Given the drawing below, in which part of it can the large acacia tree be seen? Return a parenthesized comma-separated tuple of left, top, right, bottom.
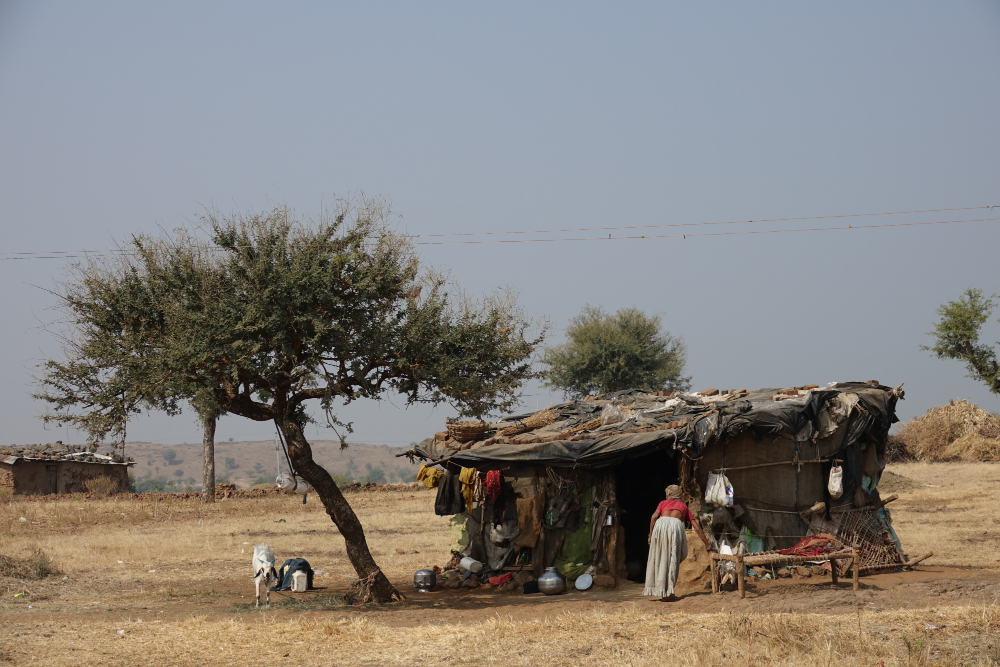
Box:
(37, 199, 542, 602)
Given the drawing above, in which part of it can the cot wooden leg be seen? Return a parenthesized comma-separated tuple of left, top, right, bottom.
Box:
(710, 557, 719, 594)
(852, 546, 860, 591)
(736, 554, 745, 599)
(830, 557, 839, 585)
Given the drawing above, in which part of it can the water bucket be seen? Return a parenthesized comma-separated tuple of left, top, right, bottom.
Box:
(291, 570, 308, 592)
(458, 557, 483, 573)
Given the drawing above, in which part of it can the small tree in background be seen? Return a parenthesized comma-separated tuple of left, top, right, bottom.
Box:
(925, 287, 1000, 394)
(543, 305, 691, 398)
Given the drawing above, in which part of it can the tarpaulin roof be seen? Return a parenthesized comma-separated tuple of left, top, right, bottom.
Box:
(415, 381, 903, 471)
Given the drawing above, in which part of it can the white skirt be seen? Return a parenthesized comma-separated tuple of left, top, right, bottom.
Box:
(643, 516, 688, 597)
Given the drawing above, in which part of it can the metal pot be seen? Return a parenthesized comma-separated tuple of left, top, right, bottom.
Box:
(537, 567, 566, 595)
(413, 568, 436, 592)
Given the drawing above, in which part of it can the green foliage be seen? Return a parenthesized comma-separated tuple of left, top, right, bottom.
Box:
(363, 463, 386, 484)
(542, 305, 691, 398)
(37, 198, 543, 442)
(331, 473, 353, 486)
(248, 476, 273, 487)
(924, 288, 1000, 395)
(162, 449, 178, 464)
(224, 457, 239, 470)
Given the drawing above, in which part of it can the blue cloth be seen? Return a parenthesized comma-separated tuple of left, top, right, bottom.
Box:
(271, 558, 314, 591)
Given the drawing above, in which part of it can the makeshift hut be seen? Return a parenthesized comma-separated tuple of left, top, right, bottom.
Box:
(411, 381, 908, 588)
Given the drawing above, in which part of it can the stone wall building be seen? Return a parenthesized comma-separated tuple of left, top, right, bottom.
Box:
(0, 444, 131, 495)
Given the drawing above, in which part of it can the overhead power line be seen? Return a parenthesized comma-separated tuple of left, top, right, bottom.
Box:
(0, 205, 996, 259)
(412, 215, 1000, 245)
(409, 204, 997, 239)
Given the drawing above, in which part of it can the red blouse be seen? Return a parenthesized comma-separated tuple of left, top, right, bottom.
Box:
(656, 499, 694, 525)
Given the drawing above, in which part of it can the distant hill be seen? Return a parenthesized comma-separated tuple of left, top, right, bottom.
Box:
(124, 439, 420, 491)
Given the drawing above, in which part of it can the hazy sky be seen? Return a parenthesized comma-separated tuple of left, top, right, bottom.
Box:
(1, 2, 998, 447)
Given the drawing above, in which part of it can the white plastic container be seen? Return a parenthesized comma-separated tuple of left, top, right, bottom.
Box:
(458, 557, 483, 573)
(291, 570, 308, 592)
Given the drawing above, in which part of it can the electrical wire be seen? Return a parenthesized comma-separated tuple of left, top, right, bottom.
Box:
(409, 204, 996, 239)
(0, 206, 996, 259)
(412, 215, 1000, 245)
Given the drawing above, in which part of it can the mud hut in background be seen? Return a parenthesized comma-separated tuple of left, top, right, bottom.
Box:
(0, 444, 132, 495)
(411, 381, 907, 587)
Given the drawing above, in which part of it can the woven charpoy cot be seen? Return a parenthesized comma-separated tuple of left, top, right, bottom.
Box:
(710, 545, 860, 599)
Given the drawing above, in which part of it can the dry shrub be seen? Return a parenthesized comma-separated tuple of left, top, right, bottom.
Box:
(897, 399, 1000, 461)
(885, 433, 915, 463)
(0, 549, 57, 579)
(84, 476, 120, 497)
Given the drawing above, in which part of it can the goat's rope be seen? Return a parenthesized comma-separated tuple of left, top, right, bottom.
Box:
(342, 568, 405, 605)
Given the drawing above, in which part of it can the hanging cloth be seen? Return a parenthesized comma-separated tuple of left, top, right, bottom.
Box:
(485, 469, 503, 503)
(417, 463, 443, 489)
(434, 470, 465, 516)
(459, 467, 477, 512)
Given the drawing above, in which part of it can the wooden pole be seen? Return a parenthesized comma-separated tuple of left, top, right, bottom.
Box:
(710, 555, 719, 593)
(851, 546, 860, 591)
(903, 552, 933, 569)
(830, 557, 839, 585)
(736, 554, 746, 599)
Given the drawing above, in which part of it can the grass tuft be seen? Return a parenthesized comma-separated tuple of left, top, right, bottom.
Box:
(0, 549, 57, 579)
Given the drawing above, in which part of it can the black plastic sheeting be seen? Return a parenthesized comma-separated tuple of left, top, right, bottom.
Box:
(441, 430, 673, 471)
(418, 383, 901, 492)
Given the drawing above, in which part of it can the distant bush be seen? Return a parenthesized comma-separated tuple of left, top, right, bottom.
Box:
(132, 476, 170, 492)
(224, 457, 239, 471)
(332, 474, 353, 486)
(249, 475, 273, 487)
(0, 549, 57, 579)
(84, 476, 120, 497)
(162, 449, 180, 464)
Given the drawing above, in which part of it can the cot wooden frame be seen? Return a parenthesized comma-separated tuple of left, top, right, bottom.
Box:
(709, 546, 860, 599)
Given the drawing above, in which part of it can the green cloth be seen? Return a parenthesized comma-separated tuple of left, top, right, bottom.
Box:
(554, 486, 593, 579)
(450, 513, 470, 553)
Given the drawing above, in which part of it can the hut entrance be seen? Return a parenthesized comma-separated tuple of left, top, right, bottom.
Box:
(615, 448, 678, 581)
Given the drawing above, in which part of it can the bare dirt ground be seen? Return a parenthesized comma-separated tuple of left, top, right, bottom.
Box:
(2, 462, 999, 665)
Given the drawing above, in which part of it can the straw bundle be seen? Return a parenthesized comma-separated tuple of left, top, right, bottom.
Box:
(498, 408, 556, 437)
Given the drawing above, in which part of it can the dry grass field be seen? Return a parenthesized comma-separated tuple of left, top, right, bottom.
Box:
(2, 462, 999, 666)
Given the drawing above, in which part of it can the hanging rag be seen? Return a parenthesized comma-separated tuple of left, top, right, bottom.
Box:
(485, 469, 502, 503)
(491, 479, 509, 527)
(434, 470, 466, 516)
(512, 490, 544, 549)
(417, 463, 443, 489)
(459, 467, 477, 512)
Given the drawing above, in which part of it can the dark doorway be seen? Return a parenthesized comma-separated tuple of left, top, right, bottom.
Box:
(45, 465, 58, 494)
(614, 448, 678, 581)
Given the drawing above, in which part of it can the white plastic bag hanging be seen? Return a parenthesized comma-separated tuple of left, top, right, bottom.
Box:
(827, 464, 844, 499)
(705, 471, 734, 507)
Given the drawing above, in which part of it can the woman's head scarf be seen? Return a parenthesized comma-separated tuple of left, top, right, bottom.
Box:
(664, 484, 682, 500)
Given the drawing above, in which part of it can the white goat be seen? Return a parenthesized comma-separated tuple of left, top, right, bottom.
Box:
(252, 542, 278, 607)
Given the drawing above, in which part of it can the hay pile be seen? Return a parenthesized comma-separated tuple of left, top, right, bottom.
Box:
(897, 399, 1000, 461)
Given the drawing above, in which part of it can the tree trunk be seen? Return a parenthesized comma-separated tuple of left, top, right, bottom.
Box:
(202, 415, 217, 503)
(277, 418, 402, 603)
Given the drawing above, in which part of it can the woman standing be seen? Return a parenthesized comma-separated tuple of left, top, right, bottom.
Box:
(644, 484, 713, 601)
